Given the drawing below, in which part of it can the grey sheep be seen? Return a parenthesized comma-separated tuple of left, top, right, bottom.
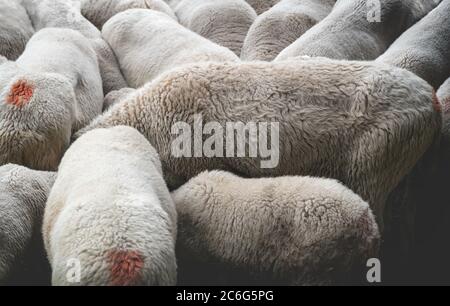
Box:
(438, 78, 450, 114)
(0, 164, 55, 285)
(245, 0, 280, 14)
(276, 0, 441, 61)
(175, 0, 257, 56)
(241, 0, 336, 61)
(0, 0, 34, 60)
(376, 0, 450, 89)
(103, 87, 136, 111)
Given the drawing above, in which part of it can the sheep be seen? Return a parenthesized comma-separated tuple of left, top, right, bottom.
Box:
(438, 78, 450, 114)
(0, 164, 56, 285)
(241, 0, 336, 61)
(174, 170, 380, 285)
(23, 0, 128, 94)
(245, 0, 281, 14)
(175, 0, 257, 56)
(79, 0, 177, 30)
(0, 28, 103, 170)
(0, 0, 35, 61)
(376, 0, 450, 90)
(102, 9, 238, 88)
(44, 126, 177, 286)
(275, 0, 441, 61)
(164, 0, 183, 9)
(103, 87, 136, 111)
(76, 58, 441, 229)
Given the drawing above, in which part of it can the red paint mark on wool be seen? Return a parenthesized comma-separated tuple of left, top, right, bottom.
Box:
(432, 90, 442, 113)
(108, 250, 144, 286)
(6, 80, 34, 108)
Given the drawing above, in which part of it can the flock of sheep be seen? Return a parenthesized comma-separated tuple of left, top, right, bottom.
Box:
(0, 0, 449, 286)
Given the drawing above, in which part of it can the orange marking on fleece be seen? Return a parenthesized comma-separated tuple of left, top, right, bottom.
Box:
(432, 90, 442, 113)
(108, 250, 144, 286)
(6, 80, 34, 108)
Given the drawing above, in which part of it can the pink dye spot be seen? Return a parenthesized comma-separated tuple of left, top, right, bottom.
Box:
(6, 80, 34, 108)
(432, 90, 442, 113)
(107, 250, 144, 286)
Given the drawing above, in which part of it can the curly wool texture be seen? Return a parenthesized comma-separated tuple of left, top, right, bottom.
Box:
(44, 126, 177, 286)
(376, 0, 450, 90)
(0, 164, 55, 285)
(77, 59, 441, 227)
(173, 171, 380, 285)
(23, 0, 128, 94)
(275, 0, 441, 61)
(79, 0, 177, 29)
(0, 28, 102, 170)
(102, 9, 238, 88)
(0, 0, 34, 61)
(241, 0, 335, 61)
(245, 0, 280, 14)
(175, 0, 257, 56)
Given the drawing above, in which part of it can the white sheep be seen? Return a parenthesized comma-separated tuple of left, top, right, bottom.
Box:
(0, 0, 34, 60)
(44, 126, 177, 286)
(23, 0, 128, 94)
(275, 0, 441, 61)
(241, 0, 335, 61)
(376, 0, 450, 90)
(76, 58, 441, 228)
(0, 164, 55, 285)
(79, 0, 177, 29)
(102, 9, 238, 88)
(0, 28, 103, 170)
(173, 170, 380, 285)
(245, 0, 280, 14)
(175, 0, 257, 56)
